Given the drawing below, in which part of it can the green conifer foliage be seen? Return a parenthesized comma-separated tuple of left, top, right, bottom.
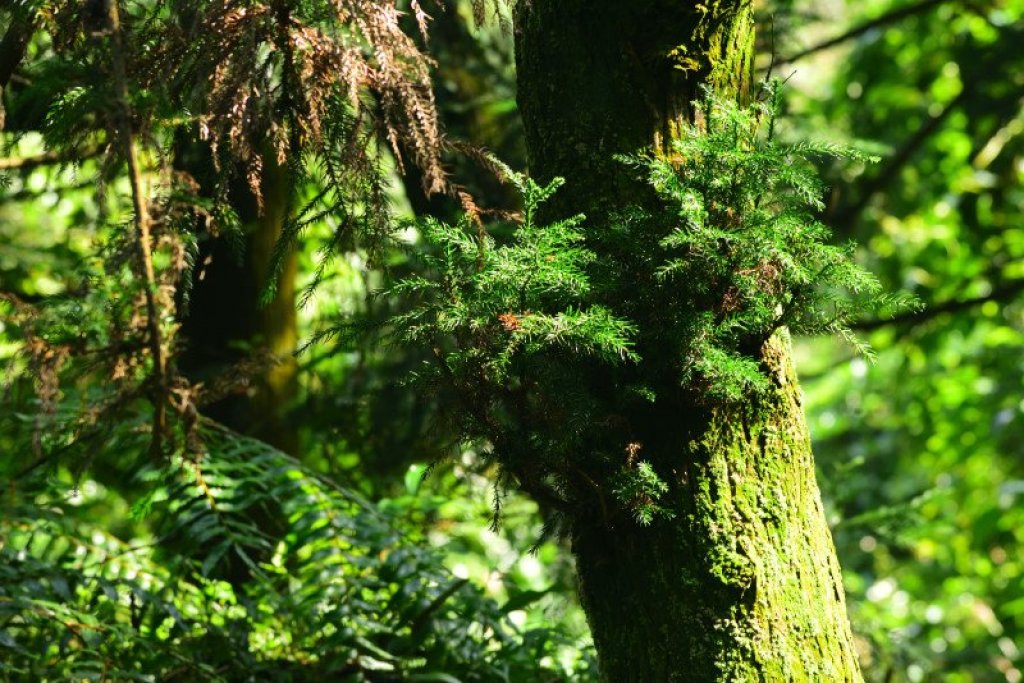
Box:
(613, 84, 916, 403)
(387, 85, 915, 527)
(384, 163, 637, 520)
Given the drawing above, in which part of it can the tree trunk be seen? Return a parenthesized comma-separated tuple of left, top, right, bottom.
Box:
(514, 2, 863, 680)
(177, 145, 299, 454)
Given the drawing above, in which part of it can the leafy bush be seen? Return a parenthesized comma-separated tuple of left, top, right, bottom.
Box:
(612, 83, 915, 401)
(377, 84, 916, 527)
(0, 416, 594, 681)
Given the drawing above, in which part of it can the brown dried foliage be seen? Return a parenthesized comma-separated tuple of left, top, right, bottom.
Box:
(12, 0, 455, 461)
(165, 0, 447, 204)
(40, 0, 447, 205)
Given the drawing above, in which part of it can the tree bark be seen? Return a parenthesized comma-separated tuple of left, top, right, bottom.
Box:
(514, 1, 862, 680)
(177, 145, 299, 455)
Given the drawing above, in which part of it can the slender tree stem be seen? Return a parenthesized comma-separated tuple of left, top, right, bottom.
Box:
(105, 0, 167, 459)
(0, 5, 36, 130)
(0, 9, 34, 90)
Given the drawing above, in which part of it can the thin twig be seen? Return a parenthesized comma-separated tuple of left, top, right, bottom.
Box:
(105, 0, 168, 460)
(0, 178, 96, 203)
(404, 578, 469, 634)
(772, 0, 949, 68)
(831, 87, 969, 234)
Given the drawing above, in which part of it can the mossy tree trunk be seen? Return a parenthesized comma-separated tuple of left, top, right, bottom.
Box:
(177, 146, 299, 455)
(174, 144, 296, 586)
(514, 2, 863, 680)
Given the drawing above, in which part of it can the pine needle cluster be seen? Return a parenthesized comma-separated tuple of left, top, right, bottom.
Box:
(610, 83, 916, 403)
(386, 83, 917, 526)
(4, 0, 456, 461)
(391, 166, 637, 380)
(36, 0, 443, 199)
(384, 165, 636, 518)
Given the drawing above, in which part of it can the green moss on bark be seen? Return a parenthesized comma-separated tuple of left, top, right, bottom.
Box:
(570, 334, 861, 681)
(514, 1, 863, 680)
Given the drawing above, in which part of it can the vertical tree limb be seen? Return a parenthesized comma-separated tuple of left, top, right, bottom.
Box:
(105, 0, 168, 459)
(0, 6, 37, 129)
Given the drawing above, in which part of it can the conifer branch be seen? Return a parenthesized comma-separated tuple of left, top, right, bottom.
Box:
(105, 0, 168, 460)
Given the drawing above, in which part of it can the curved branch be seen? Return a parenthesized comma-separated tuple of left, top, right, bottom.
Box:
(831, 87, 969, 234)
(772, 0, 949, 68)
(853, 279, 1024, 331)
